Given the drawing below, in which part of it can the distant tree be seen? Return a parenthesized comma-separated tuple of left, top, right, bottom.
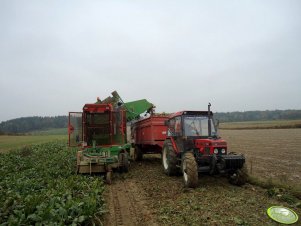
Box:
(1, 110, 301, 134)
(0, 116, 68, 134)
(214, 110, 301, 122)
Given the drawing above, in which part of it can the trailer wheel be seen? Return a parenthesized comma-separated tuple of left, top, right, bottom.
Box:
(119, 153, 129, 173)
(162, 140, 178, 176)
(134, 145, 143, 161)
(229, 164, 248, 186)
(182, 152, 198, 188)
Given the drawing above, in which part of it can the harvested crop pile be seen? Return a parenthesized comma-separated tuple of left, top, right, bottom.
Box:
(0, 142, 105, 225)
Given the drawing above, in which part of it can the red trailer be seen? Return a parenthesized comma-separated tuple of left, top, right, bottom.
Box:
(131, 114, 169, 160)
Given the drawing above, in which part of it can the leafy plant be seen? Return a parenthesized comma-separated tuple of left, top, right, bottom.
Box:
(0, 142, 105, 225)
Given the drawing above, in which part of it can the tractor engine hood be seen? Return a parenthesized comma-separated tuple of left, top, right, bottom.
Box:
(194, 138, 228, 155)
(194, 139, 227, 148)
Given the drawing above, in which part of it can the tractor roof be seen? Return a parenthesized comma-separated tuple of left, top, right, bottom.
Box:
(169, 111, 213, 118)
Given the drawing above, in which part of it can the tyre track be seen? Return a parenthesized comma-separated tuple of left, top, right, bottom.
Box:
(105, 178, 158, 226)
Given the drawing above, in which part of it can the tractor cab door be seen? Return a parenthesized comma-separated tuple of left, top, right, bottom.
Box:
(68, 112, 83, 147)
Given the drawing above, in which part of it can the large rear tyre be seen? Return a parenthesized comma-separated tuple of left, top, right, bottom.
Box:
(119, 152, 129, 173)
(162, 140, 178, 176)
(229, 164, 248, 186)
(133, 145, 143, 161)
(182, 152, 198, 188)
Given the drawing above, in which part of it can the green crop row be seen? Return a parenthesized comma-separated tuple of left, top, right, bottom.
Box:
(0, 142, 105, 225)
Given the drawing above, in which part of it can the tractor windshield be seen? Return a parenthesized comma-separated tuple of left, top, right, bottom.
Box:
(184, 116, 217, 137)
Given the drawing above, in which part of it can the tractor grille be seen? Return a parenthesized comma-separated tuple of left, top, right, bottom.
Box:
(222, 155, 245, 170)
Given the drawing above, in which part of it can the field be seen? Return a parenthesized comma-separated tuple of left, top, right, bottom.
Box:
(29, 128, 67, 135)
(104, 127, 301, 225)
(104, 154, 301, 225)
(220, 129, 301, 188)
(0, 142, 105, 225)
(220, 119, 301, 130)
(0, 135, 67, 153)
(1, 124, 301, 225)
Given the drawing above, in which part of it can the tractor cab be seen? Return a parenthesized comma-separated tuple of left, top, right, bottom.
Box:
(166, 107, 228, 157)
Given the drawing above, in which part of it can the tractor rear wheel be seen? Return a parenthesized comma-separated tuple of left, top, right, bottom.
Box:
(162, 140, 178, 176)
(229, 164, 248, 186)
(182, 152, 198, 188)
(133, 145, 143, 161)
(119, 153, 129, 173)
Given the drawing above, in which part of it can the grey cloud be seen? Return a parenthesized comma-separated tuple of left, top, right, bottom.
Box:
(0, 0, 301, 121)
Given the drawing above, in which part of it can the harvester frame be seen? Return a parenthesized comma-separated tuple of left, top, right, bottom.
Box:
(68, 91, 154, 183)
(69, 103, 130, 183)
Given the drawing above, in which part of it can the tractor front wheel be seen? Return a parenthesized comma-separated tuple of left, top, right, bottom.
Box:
(162, 140, 178, 176)
(182, 152, 198, 188)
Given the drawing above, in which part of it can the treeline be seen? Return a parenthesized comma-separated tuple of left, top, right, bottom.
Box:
(0, 116, 68, 134)
(1, 110, 301, 134)
(215, 110, 301, 122)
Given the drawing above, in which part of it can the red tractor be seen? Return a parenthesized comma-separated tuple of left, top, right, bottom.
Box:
(162, 104, 247, 188)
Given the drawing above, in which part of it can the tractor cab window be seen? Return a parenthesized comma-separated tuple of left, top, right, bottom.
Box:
(184, 116, 216, 137)
(167, 116, 182, 136)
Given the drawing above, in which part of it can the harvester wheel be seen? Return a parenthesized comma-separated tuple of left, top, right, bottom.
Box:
(119, 152, 129, 173)
(182, 152, 198, 188)
(134, 145, 143, 161)
(162, 140, 178, 176)
(229, 164, 248, 186)
(106, 171, 112, 184)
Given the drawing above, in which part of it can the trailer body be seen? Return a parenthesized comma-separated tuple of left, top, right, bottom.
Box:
(132, 115, 169, 159)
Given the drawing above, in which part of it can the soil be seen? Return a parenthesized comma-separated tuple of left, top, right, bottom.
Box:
(104, 173, 158, 226)
(104, 154, 301, 226)
(221, 129, 301, 186)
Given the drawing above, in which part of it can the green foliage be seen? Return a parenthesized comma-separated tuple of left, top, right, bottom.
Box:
(0, 116, 68, 134)
(0, 142, 105, 225)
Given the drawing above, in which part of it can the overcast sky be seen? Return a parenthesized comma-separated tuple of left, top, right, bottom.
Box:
(0, 0, 301, 122)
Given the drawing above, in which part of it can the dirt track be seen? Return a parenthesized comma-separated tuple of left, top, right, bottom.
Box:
(105, 155, 300, 226)
(105, 177, 158, 226)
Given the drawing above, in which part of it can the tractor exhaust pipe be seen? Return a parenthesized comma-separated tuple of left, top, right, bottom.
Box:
(208, 103, 212, 137)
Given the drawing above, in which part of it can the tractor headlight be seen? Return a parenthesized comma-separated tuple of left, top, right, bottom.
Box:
(214, 148, 218, 154)
(221, 149, 226, 154)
